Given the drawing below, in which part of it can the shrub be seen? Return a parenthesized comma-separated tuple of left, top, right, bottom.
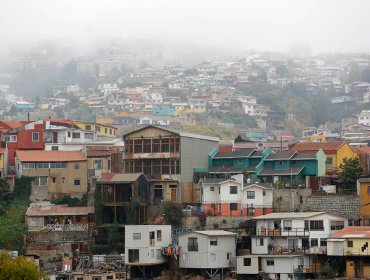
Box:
(160, 202, 184, 228)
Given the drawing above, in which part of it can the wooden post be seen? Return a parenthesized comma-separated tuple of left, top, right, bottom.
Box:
(113, 184, 117, 221)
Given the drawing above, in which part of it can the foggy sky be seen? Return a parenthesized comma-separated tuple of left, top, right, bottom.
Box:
(1, 0, 370, 54)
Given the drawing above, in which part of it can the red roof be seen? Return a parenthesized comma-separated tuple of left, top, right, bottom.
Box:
(26, 204, 94, 216)
(354, 147, 370, 155)
(0, 121, 24, 131)
(16, 150, 86, 162)
(330, 226, 370, 238)
(289, 141, 346, 153)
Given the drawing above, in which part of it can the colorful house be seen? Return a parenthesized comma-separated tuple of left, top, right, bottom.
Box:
(327, 226, 370, 278)
(289, 142, 357, 176)
(152, 104, 176, 116)
(257, 150, 326, 186)
(358, 177, 370, 226)
(15, 150, 88, 200)
(74, 121, 117, 139)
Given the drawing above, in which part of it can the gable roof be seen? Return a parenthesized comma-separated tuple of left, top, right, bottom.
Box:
(16, 150, 86, 162)
(291, 152, 317, 160)
(264, 151, 297, 160)
(123, 125, 219, 142)
(199, 177, 240, 185)
(213, 148, 255, 159)
(289, 142, 346, 153)
(243, 183, 274, 189)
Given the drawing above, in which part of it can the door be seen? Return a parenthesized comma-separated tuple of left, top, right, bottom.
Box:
(288, 239, 298, 252)
(170, 188, 177, 202)
(53, 132, 58, 143)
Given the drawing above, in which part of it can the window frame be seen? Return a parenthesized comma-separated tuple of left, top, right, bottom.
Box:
(230, 185, 238, 194)
(74, 179, 81, 186)
(32, 132, 39, 142)
(247, 191, 255, 199)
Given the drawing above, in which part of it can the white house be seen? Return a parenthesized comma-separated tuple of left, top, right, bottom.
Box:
(358, 110, 370, 126)
(124, 225, 172, 266)
(237, 212, 348, 280)
(241, 183, 273, 217)
(179, 230, 237, 277)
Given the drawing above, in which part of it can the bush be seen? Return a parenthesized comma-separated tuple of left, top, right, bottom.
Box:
(52, 194, 87, 207)
(13, 176, 33, 201)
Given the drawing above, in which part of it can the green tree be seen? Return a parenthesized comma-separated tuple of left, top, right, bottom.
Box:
(0, 252, 43, 280)
(0, 178, 11, 204)
(339, 157, 364, 190)
(161, 202, 184, 228)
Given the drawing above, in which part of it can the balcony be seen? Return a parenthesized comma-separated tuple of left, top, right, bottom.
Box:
(268, 246, 307, 255)
(253, 227, 309, 237)
(344, 248, 370, 256)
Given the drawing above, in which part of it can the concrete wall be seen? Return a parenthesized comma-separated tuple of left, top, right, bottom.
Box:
(182, 216, 246, 230)
(273, 188, 312, 212)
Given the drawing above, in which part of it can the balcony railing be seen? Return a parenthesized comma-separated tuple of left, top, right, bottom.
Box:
(293, 263, 322, 273)
(46, 224, 88, 231)
(253, 227, 309, 237)
(268, 246, 307, 255)
(344, 248, 370, 256)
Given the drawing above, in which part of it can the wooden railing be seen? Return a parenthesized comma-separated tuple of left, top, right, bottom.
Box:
(46, 224, 88, 231)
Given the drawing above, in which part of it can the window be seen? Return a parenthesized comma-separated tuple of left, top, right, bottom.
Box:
(107, 276, 113, 280)
(33, 177, 48, 186)
(259, 238, 264, 246)
(105, 128, 108, 134)
(67, 132, 71, 138)
(150, 249, 154, 258)
(94, 160, 103, 169)
(188, 237, 198, 251)
(156, 249, 161, 259)
(85, 133, 94, 140)
(266, 259, 274, 266)
(182, 253, 188, 261)
(247, 191, 255, 199)
(157, 230, 162, 241)
(311, 238, 318, 247)
(210, 238, 217, 246)
(22, 163, 35, 169)
(95, 126, 101, 132)
(149, 231, 155, 246)
(244, 258, 251, 266)
(74, 179, 81, 186)
(143, 139, 151, 153)
(230, 203, 237, 211)
(210, 253, 216, 261)
(72, 132, 80, 139)
(50, 162, 67, 168)
(277, 160, 283, 166)
(347, 240, 353, 247)
(210, 186, 215, 191)
(310, 220, 324, 230)
(227, 252, 231, 260)
(128, 249, 139, 263)
(75, 163, 79, 169)
(52, 177, 56, 183)
(32, 132, 39, 142)
(283, 220, 292, 230)
(320, 239, 327, 247)
(85, 125, 91, 131)
(326, 157, 333, 165)
(110, 129, 112, 135)
(51, 146, 59, 151)
(62, 177, 65, 183)
(330, 220, 345, 230)
(92, 277, 102, 280)
(133, 233, 141, 240)
(154, 185, 163, 199)
(263, 190, 266, 196)
(230, 185, 238, 194)
(4, 135, 17, 142)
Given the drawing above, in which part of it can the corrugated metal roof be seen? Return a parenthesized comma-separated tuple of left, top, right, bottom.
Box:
(213, 148, 255, 159)
(290, 142, 346, 153)
(194, 230, 237, 236)
(253, 212, 325, 220)
(97, 173, 146, 183)
(26, 204, 94, 217)
(264, 151, 296, 160)
(330, 226, 370, 238)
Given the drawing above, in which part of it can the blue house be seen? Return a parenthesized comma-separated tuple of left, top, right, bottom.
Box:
(152, 104, 176, 116)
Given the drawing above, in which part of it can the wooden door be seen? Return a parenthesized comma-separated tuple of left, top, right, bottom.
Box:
(170, 188, 177, 202)
(53, 132, 58, 143)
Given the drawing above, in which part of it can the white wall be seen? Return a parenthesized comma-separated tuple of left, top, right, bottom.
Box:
(219, 181, 241, 203)
(179, 232, 236, 269)
(125, 225, 172, 265)
(202, 184, 220, 203)
(237, 255, 259, 274)
(241, 186, 273, 207)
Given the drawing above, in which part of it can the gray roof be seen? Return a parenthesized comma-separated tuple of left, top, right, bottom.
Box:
(264, 151, 297, 160)
(291, 153, 317, 160)
(199, 178, 238, 185)
(194, 230, 237, 236)
(243, 183, 274, 189)
(250, 150, 263, 158)
(258, 166, 304, 176)
(123, 125, 219, 142)
(253, 212, 325, 220)
(213, 148, 255, 159)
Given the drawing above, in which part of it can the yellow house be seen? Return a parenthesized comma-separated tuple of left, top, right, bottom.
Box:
(327, 226, 370, 278)
(15, 150, 88, 200)
(0, 147, 5, 177)
(290, 141, 358, 176)
(74, 121, 117, 138)
(358, 177, 370, 225)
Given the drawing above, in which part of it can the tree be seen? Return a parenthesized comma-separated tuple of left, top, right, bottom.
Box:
(0, 252, 43, 280)
(161, 202, 184, 228)
(0, 178, 11, 204)
(339, 157, 364, 190)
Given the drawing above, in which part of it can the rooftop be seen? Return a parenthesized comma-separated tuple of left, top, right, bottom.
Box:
(289, 142, 346, 153)
(26, 203, 94, 217)
(16, 150, 86, 162)
(330, 226, 370, 239)
(194, 230, 237, 236)
(213, 148, 255, 159)
(265, 151, 297, 160)
(258, 166, 304, 176)
(98, 173, 146, 183)
(253, 212, 326, 220)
